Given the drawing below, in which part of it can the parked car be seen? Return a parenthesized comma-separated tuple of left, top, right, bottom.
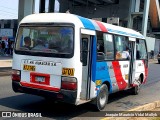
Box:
(157, 52, 160, 63)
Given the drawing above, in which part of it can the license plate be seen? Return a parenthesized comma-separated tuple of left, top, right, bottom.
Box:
(62, 68, 74, 76)
(35, 76, 45, 82)
(23, 65, 35, 71)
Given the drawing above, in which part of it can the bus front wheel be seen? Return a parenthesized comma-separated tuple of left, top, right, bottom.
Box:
(92, 84, 108, 111)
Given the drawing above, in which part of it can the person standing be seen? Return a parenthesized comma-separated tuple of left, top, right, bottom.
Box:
(4, 40, 8, 56)
(10, 41, 14, 55)
(150, 50, 154, 59)
(1, 41, 5, 55)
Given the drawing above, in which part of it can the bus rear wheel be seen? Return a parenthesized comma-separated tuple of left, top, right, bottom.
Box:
(131, 77, 141, 95)
(92, 84, 108, 111)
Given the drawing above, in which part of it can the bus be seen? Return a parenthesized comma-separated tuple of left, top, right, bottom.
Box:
(12, 13, 148, 111)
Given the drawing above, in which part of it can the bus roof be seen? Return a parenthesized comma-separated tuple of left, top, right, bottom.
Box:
(20, 13, 145, 39)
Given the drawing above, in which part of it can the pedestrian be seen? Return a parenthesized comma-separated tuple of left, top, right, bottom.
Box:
(150, 50, 154, 59)
(10, 41, 14, 55)
(8, 40, 11, 55)
(4, 40, 8, 56)
(1, 41, 5, 55)
(0, 42, 2, 56)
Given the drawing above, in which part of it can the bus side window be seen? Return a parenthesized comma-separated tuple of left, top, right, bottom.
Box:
(136, 39, 147, 59)
(96, 31, 105, 61)
(103, 33, 114, 60)
(114, 35, 129, 60)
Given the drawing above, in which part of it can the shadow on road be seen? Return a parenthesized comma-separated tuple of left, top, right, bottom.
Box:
(0, 89, 134, 119)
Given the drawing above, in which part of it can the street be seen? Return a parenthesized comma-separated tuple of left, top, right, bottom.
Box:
(0, 63, 160, 119)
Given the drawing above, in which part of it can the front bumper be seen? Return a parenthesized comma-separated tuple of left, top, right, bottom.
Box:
(12, 81, 77, 104)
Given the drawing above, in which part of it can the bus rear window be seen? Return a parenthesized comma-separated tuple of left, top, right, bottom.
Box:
(15, 25, 74, 58)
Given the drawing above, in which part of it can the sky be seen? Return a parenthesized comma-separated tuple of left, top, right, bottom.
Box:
(0, 0, 59, 19)
(0, 0, 18, 19)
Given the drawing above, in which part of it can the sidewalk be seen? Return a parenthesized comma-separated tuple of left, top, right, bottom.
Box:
(0, 56, 12, 68)
(0, 56, 12, 76)
(149, 59, 157, 63)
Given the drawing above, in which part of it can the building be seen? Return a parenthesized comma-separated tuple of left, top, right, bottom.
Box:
(18, 0, 160, 56)
(0, 19, 18, 41)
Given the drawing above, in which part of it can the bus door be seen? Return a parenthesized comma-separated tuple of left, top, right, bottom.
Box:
(128, 37, 136, 86)
(80, 29, 96, 100)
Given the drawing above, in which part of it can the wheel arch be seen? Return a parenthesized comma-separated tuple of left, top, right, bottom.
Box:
(102, 81, 111, 93)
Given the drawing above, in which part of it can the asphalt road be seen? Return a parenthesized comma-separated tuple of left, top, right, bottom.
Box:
(0, 63, 160, 120)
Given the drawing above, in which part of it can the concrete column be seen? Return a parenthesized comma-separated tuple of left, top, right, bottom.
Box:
(49, 0, 55, 12)
(18, 0, 24, 23)
(142, 0, 150, 37)
(128, 0, 141, 28)
(135, 0, 140, 12)
(18, 0, 35, 23)
(127, 0, 135, 28)
(0, 20, 5, 28)
(39, 0, 46, 13)
(11, 20, 14, 28)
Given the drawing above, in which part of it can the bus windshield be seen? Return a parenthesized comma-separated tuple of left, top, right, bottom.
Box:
(15, 25, 74, 58)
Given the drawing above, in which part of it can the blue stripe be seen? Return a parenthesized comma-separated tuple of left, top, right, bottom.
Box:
(108, 28, 144, 39)
(77, 16, 95, 30)
(96, 62, 112, 93)
(77, 15, 143, 39)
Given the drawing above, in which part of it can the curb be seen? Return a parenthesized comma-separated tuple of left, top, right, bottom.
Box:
(149, 59, 157, 63)
(0, 67, 12, 76)
(0, 60, 12, 68)
(127, 100, 160, 111)
(102, 100, 160, 120)
(0, 59, 12, 61)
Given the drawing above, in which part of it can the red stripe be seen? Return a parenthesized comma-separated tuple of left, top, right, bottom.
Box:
(142, 60, 148, 83)
(20, 81, 60, 92)
(94, 21, 108, 32)
(112, 61, 127, 90)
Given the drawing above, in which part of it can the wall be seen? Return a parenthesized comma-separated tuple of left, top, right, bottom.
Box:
(154, 39, 160, 55)
(146, 37, 155, 52)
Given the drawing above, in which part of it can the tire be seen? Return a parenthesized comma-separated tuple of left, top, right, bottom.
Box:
(130, 77, 141, 95)
(158, 60, 160, 64)
(92, 84, 108, 111)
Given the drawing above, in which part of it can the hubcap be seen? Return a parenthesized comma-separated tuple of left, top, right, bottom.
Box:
(99, 91, 106, 107)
